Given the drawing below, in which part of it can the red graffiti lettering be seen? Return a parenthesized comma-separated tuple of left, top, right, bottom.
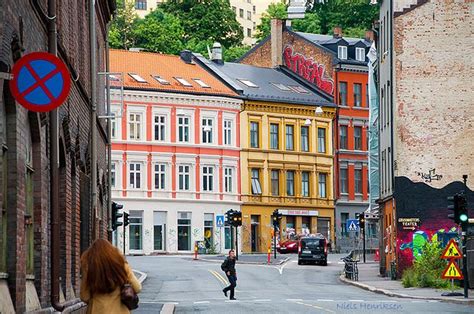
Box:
(283, 46, 334, 95)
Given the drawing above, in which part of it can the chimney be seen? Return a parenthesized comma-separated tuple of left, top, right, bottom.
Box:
(333, 26, 342, 38)
(271, 19, 284, 68)
(211, 42, 223, 64)
(365, 30, 375, 42)
(180, 50, 193, 64)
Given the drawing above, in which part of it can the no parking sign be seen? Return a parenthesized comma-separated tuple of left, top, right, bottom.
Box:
(9, 52, 71, 112)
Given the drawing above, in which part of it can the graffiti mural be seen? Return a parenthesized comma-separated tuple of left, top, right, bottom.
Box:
(394, 176, 473, 274)
(283, 45, 335, 95)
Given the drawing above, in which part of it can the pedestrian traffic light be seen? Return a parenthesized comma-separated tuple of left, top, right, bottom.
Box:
(358, 213, 365, 230)
(232, 211, 242, 227)
(112, 202, 123, 231)
(447, 193, 461, 224)
(123, 212, 130, 227)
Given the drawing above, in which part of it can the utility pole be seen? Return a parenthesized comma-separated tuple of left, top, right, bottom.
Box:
(462, 175, 469, 298)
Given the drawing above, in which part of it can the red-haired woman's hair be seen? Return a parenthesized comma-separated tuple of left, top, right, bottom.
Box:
(81, 239, 128, 295)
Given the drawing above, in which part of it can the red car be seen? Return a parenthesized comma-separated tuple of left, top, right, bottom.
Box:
(277, 235, 300, 254)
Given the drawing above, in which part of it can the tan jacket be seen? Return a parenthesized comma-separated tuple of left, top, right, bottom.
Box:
(80, 263, 142, 314)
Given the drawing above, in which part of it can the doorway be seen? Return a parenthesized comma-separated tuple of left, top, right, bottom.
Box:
(251, 215, 259, 252)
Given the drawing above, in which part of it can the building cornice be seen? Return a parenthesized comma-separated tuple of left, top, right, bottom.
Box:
(243, 100, 336, 120)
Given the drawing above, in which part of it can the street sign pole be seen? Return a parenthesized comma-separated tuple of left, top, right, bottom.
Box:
(123, 226, 126, 256)
(274, 225, 277, 259)
(362, 223, 366, 263)
(462, 175, 469, 298)
(235, 226, 239, 261)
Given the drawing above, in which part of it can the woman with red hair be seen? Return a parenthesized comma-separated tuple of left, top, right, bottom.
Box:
(80, 239, 141, 313)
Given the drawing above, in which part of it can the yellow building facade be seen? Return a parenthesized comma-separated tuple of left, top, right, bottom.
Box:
(240, 100, 336, 253)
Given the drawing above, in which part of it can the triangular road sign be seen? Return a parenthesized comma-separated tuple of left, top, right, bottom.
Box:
(348, 221, 357, 231)
(441, 239, 462, 259)
(441, 260, 463, 279)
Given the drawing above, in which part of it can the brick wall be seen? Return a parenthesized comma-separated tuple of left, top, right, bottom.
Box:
(394, 0, 474, 189)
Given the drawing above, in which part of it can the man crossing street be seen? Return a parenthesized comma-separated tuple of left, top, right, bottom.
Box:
(221, 250, 237, 300)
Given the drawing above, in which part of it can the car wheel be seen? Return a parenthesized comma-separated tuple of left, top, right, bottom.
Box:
(298, 260, 302, 265)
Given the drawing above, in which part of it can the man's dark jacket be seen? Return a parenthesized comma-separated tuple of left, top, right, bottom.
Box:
(222, 257, 236, 276)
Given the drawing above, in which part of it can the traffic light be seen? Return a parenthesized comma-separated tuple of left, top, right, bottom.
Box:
(458, 193, 468, 225)
(233, 211, 242, 227)
(358, 213, 365, 230)
(112, 202, 123, 231)
(225, 209, 235, 226)
(447, 193, 461, 224)
(123, 212, 130, 227)
(272, 209, 282, 227)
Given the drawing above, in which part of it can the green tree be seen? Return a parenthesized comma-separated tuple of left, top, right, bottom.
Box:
(255, 2, 288, 41)
(291, 12, 321, 34)
(161, 0, 243, 49)
(134, 9, 185, 54)
(109, 0, 139, 49)
(223, 45, 251, 62)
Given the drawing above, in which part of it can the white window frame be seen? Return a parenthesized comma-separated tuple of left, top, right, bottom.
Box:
(128, 108, 145, 141)
(153, 114, 166, 142)
(356, 47, 365, 61)
(111, 162, 117, 188)
(177, 115, 191, 143)
(338, 46, 348, 60)
(129, 162, 143, 189)
(224, 119, 233, 146)
(224, 167, 234, 193)
(154, 163, 166, 190)
(201, 165, 215, 192)
(201, 117, 214, 144)
(111, 105, 122, 140)
(178, 164, 191, 191)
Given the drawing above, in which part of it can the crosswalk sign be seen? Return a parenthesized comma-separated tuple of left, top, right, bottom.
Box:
(346, 219, 359, 232)
(216, 215, 225, 228)
(441, 260, 463, 279)
(441, 239, 462, 259)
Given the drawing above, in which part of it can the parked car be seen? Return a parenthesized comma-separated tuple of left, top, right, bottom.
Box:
(277, 234, 300, 254)
(297, 235, 328, 266)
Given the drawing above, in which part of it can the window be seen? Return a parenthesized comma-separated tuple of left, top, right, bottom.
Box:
(152, 75, 170, 85)
(341, 213, 349, 237)
(289, 86, 310, 94)
(355, 168, 362, 194)
(153, 212, 166, 251)
(340, 125, 348, 149)
(178, 165, 190, 191)
(177, 212, 191, 251)
(301, 126, 309, 152)
(202, 118, 214, 144)
(270, 123, 279, 149)
(285, 125, 294, 150)
(238, 79, 258, 88)
(286, 171, 295, 196)
(232, 6, 236, 13)
(302, 171, 310, 197)
(129, 211, 143, 250)
(204, 213, 214, 250)
(271, 170, 279, 196)
(202, 166, 214, 192)
(129, 113, 142, 140)
(247, 11, 251, 20)
(340, 168, 348, 193)
(250, 121, 259, 148)
(178, 116, 190, 142)
(111, 112, 117, 139)
(251, 168, 262, 195)
(193, 79, 210, 88)
(175, 77, 192, 87)
(354, 83, 362, 107)
(154, 164, 166, 190)
(224, 167, 233, 193)
(366, 84, 369, 107)
(338, 46, 347, 59)
(129, 163, 141, 189)
(129, 73, 147, 82)
(318, 128, 326, 153)
(111, 163, 116, 188)
(356, 47, 365, 61)
(271, 83, 291, 91)
(339, 82, 347, 105)
(239, 8, 244, 18)
(154, 115, 166, 141)
(135, 0, 147, 10)
(354, 126, 362, 150)
(224, 120, 232, 146)
(318, 173, 327, 198)
(247, 28, 252, 37)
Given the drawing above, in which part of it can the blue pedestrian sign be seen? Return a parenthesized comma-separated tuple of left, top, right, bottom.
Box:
(346, 219, 359, 232)
(216, 215, 225, 228)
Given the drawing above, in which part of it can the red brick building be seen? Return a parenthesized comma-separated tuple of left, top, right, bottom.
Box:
(239, 21, 375, 251)
(0, 1, 114, 312)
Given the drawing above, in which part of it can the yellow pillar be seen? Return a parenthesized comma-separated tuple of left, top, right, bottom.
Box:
(295, 216, 302, 234)
(311, 216, 318, 234)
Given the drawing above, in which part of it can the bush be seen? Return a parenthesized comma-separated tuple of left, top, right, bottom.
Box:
(401, 241, 451, 289)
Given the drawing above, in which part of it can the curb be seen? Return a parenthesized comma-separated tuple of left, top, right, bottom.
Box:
(160, 303, 175, 314)
(132, 269, 147, 284)
(195, 257, 290, 266)
(339, 274, 474, 305)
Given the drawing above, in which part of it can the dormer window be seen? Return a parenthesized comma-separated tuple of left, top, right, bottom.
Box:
(356, 47, 366, 61)
(338, 46, 347, 60)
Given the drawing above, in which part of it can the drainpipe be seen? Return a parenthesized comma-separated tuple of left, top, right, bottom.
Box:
(105, 23, 112, 241)
(90, 0, 98, 239)
(48, 0, 63, 311)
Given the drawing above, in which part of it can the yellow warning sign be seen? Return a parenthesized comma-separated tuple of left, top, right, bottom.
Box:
(441, 239, 462, 259)
(441, 260, 463, 279)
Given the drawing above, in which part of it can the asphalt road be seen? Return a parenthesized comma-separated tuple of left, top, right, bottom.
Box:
(128, 254, 473, 313)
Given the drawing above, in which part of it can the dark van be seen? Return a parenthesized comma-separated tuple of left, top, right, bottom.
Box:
(298, 236, 328, 266)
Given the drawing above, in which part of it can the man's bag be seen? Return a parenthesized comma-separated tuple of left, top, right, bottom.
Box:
(221, 260, 227, 272)
(121, 284, 139, 310)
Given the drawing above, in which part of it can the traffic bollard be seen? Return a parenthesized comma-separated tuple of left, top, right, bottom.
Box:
(194, 245, 198, 260)
(267, 248, 271, 264)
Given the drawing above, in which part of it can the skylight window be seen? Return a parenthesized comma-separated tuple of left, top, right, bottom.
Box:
(289, 86, 310, 94)
(152, 75, 170, 85)
(175, 77, 193, 87)
(193, 79, 210, 88)
(238, 79, 258, 88)
(109, 75, 120, 81)
(271, 82, 292, 91)
(129, 73, 147, 83)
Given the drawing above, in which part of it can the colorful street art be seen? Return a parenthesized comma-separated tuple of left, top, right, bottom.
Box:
(283, 46, 334, 95)
(393, 176, 473, 275)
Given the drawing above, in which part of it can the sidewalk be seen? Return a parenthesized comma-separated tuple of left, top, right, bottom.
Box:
(339, 262, 474, 305)
(197, 253, 290, 265)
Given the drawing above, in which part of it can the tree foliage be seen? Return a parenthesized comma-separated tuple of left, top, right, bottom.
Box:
(255, 2, 288, 41)
(108, 0, 139, 49)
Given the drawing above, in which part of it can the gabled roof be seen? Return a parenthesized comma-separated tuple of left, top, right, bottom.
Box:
(296, 32, 371, 47)
(194, 54, 335, 107)
(109, 49, 238, 97)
